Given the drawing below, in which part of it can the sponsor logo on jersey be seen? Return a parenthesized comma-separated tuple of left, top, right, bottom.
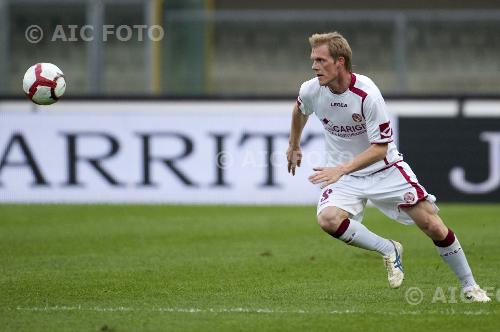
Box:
(330, 102, 348, 108)
(352, 113, 363, 123)
(322, 118, 367, 138)
(379, 121, 393, 139)
(403, 192, 415, 203)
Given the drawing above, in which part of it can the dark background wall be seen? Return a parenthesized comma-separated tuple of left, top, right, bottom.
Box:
(215, 0, 500, 10)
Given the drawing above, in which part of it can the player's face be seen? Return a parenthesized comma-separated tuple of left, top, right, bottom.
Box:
(310, 44, 343, 87)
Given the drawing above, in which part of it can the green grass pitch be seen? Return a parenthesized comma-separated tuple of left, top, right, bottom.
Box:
(1, 204, 499, 331)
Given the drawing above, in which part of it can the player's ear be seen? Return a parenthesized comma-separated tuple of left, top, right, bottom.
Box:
(336, 56, 345, 67)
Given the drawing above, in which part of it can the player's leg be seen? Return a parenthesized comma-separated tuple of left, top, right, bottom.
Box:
(370, 161, 490, 301)
(317, 206, 396, 257)
(403, 201, 472, 287)
(317, 177, 405, 288)
(402, 201, 491, 302)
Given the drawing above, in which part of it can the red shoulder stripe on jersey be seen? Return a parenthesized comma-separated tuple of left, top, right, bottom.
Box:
(348, 73, 368, 119)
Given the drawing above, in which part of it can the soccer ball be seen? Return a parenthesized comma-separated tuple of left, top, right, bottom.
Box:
(23, 63, 66, 105)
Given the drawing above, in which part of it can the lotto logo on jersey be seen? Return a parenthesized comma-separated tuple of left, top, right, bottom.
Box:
(379, 121, 393, 139)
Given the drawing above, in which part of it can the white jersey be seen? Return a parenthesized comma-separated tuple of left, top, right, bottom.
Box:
(297, 73, 402, 176)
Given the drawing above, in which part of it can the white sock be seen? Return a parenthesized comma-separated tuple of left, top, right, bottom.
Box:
(434, 229, 477, 289)
(332, 219, 394, 256)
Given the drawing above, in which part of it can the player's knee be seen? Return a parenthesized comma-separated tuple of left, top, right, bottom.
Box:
(419, 214, 446, 238)
(417, 214, 433, 231)
(317, 209, 346, 233)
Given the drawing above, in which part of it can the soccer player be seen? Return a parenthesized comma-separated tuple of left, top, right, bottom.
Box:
(286, 32, 490, 302)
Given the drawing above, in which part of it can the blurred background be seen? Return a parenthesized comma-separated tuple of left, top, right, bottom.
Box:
(2, 0, 500, 97)
(1, 3, 500, 328)
(1, 0, 500, 204)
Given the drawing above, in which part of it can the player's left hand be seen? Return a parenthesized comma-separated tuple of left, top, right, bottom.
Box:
(308, 166, 345, 188)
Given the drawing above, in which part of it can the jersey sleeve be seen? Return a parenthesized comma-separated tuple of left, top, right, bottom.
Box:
(363, 94, 393, 144)
(297, 81, 315, 116)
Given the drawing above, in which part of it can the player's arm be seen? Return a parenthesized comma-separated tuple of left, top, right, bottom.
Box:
(308, 143, 388, 187)
(339, 143, 388, 174)
(309, 93, 391, 188)
(287, 103, 309, 176)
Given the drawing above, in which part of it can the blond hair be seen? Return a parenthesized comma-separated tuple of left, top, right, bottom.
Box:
(309, 32, 352, 72)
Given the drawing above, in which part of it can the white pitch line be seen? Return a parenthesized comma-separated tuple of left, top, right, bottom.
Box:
(11, 306, 495, 316)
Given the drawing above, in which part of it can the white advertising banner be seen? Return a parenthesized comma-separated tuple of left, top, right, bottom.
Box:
(0, 101, 335, 203)
(8, 98, 499, 203)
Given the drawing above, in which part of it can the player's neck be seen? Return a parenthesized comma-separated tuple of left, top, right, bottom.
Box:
(327, 71, 351, 94)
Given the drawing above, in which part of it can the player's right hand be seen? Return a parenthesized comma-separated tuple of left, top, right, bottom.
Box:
(287, 145, 302, 176)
